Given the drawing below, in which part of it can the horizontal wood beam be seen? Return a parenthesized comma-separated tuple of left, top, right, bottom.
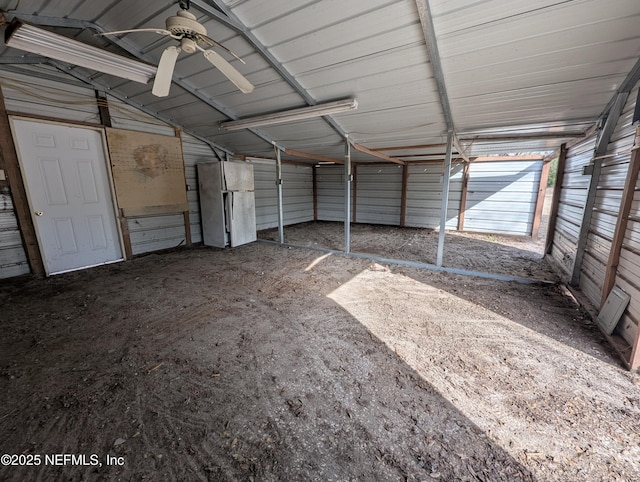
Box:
(372, 143, 446, 152)
(459, 132, 587, 141)
(471, 155, 546, 162)
(352, 143, 405, 165)
(285, 148, 343, 165)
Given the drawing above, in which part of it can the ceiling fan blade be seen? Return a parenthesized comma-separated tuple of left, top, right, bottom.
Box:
(195, 34, 245, 64)
(201, 48, 254, 94)
(152, 45, 181, 97)
(96, 28, 174, 37)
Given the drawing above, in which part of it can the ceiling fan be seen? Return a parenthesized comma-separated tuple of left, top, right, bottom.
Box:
(97, 0, 254, 97)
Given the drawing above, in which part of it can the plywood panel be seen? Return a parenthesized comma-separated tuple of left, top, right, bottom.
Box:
(106, 128, 188, 216)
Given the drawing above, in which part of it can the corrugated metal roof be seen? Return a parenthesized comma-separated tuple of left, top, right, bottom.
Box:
(0, 0, 639, 162)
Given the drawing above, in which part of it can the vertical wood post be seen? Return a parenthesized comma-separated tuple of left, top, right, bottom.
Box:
(175, 128, 191, 248)
(457, 161, 470, 231)
(119, 208, 133, 259)
(183, 211, 192, 247)
(629, 320, 640, 371)
(531, 158, 551, 239)
(545, 144, 568, 254)
(95, 90, 112, 128)
(0, 87, 44, 276)
(600, 127, 640, 308)
(400, 163, 409, 227)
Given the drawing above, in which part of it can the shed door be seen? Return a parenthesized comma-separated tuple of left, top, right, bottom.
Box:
(11, 119, 122, 275)
(463, 160, 543, 236)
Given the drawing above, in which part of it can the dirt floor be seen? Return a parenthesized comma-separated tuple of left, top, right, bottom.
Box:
(2, 221, 640, 481)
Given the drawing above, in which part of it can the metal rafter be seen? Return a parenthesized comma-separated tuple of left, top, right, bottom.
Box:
(414, 0, 452, 131)
(193, 0, 349, 139)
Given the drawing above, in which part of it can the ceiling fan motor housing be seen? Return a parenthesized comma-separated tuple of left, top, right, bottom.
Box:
(166, 10, 207, 52)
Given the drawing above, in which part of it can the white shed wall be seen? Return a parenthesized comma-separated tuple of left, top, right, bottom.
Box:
(593, 87, 640, 346)
(0, 191, 29, 279)
(549, 134, 596, 277)
(252, 160, 314, 230)
(405, 161, 463, 229)
(355, 164, 403, 225)
(463, 160, 544, 236)
(0, 68, 213, 272)
(579, 92, 636, 314)
(316, 166, 347, 222)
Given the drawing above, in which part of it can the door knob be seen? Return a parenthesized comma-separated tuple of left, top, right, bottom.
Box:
(35, 211, 43, 217)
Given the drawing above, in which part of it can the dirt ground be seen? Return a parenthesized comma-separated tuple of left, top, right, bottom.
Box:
(2, 219, 640, 481)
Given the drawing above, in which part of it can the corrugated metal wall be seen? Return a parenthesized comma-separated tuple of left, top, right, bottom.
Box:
(549, 135, 597, 277)
(317, 161, 463, 229)
(0, 190, 30, 279)
(0, 69, 102, 279)
(579, 92, 636, 311)
(252, 159, 314, 230)
(355, 165, 403, 225)
(0, 68, 221, 275)
(405, 162, 463, 229)
(463, 160, 543, 236)
(585, 88, 639, 346)
(1, 67, 101, 123)
(316, 166, 347, 222)
(616, 166, 640, 346)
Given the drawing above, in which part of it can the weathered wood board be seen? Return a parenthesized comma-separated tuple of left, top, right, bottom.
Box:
(106, 128, 188, 216)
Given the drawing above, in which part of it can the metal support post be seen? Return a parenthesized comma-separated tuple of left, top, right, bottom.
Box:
(437, 131, 453, 267)
(344, 137, 352, 253)
(275, 146, 284, 244)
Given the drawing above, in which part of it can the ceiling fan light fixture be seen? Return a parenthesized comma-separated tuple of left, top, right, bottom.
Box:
(4, 20, 156, 84)
(219, 98, 359, 132)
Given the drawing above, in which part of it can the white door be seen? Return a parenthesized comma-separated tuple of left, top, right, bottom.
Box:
(11, 119, 122, 275)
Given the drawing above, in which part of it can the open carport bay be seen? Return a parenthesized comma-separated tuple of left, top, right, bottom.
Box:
(1, 238, 639, 481)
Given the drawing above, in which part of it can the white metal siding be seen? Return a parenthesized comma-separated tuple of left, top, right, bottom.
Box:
(106, 96, 176, 137)
(549, 135, 597, 277)
(597, 86, 640, 346)
(0, 191, 29, 278)
(463, 160, 543, 236)
(355, 165, 403, 225)
(252, 160, 314, 230)
(317, 162, 463, 228)
(128, 214, 187, 255)
(0, 68, 101, 124)
(282, 164, 314, 226)
(405, 161, 463, 229)
(579, 91, 636, 312)
(317, 166, 347, 222)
